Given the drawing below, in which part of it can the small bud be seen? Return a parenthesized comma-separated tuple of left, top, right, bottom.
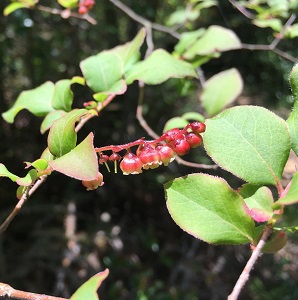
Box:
(120, 153, 143, 175)
(82, 172, 104, 191)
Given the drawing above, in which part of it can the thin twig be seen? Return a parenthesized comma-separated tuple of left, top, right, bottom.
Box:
(0, 175, 47, 233)
(228, 225, 273, 300)
(36, 5, 97, 25)
(109, 0, 180, 40)
(0, 282, 68, 300)
(228, 0, 255, 19)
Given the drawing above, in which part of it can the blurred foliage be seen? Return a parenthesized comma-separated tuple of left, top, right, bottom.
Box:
(0, 0, 298, 299)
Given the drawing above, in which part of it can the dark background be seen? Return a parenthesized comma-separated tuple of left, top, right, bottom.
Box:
(0, 1, 298, 299)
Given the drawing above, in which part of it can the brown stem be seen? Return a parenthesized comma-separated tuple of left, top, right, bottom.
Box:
(109, 0, 180, 40)
(228, 225, 273, 300)
(36, 5, 97, 25)
(228, 0, 255, 19)
(0, 282, 68, 300)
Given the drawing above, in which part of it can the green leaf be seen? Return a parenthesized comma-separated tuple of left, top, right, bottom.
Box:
(80, 52, 124, 94)
(109, 28, 146, 73)
(2, 82, 55, 123)
(57, 0, 78, 9)
(181, 112, 205, 122)
(70, 269, 109, 300)
(48, 109, 88, 157)
(0, 163, 19, 182)
(71, 76, 85, 85)
(204, 106, 291, 185)
(49, 133, 98, 181)
(253, 18, 282, 31)
(183, 25, 241, 59)
(166, 9, 200, 26)
(244, 187, 274, 222)
(125, 49, 197, 85)
(40, 110, 66, 134)
(93, 79, 127, 101)
(287, 64, 298, 156)
(238, 183, 263, 198)
(25, 159, 49, 171)
(174, 29, 206, 56)
(163, 117, 189, 132)
(16, 169, 38, 186)
(274, 172, 298, 206)
(285, 24, 298, 38)
(52, 80, 74, 112)
(165, 173, 254, 244)
(4, 2, 30, 16)
(201, 68, 243, 116)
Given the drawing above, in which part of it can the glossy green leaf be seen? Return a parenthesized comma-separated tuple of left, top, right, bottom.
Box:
(80, 52, 123, 93)
(52, 80, 73, 112)
(2, 82, 55, 123)
(40, 110, 66, 134)
(71, 76, 85, 85)
(287, 64, 298, 156)
(274, 172, 298, 206)
(181, 112, 205, 122)
(201, 68, 243, 116)
(40, 148, 55, 162)
(238, 183, 262, 198)
(204, 106, 291, 185)
(4, 2, 30, 16)
(16, 169, 38, 186)
(244, 187, 274, 222)
(183, 25, 241, 59)
(48, 109, 88, 157)
(125, 49, 197, 85)
(0, 163, 19, 182)
(166, 9, 200, 26)
(16, 185, 27, 200)
(163, 117, 189, 132)
(70, 269, 109, 300)
(25, 159, 49, 171)
(49, 133, 98, 181)
(165, 173, 254, 244)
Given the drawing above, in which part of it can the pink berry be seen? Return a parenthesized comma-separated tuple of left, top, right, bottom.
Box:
(78, 5, 88, 14)
(163, 128, 184, 143)
(185, 132, 202, 148)
(190, 122, 206, 134)
(155, 144, 176, 166)
(173, 138, 190, 156)
(109, 153, 121, 162)
(138, 144, 161, 170)
(120, 153, 143, 175)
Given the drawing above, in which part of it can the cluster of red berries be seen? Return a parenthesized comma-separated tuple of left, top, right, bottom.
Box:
(78, 0, 95, 15)
(82, 122, 206, 190)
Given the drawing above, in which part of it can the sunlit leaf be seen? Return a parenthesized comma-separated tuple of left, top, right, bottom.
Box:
(4, 2, 30, 16)
(0, 163, 19, 182)
(40, 110, 66, 134)
(201, 68, 243, 116)
(183, 25, 241, 59)
(16, 169, 38, 186)
(163, 117, 189, 132)
(181, 112, 205, 122)
(48, 109, 88, 157)
(253, 18, 282, 31)
(2, 82, 55, 123)
(70, 269, 109, 300)
(204, 106, 291, 185)
(165, 173, 254, 244)
(49, 133, 98, 181)
(125, 49, 197, 85)
(52, 79, 73, 112)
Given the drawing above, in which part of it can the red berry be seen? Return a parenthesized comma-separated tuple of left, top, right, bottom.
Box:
(138, 144, 161, 170)
(163, 128, 184, 143)
(185, 132, 202, 148)
(120, 153, 143, 175)
(78, 5, 88, 14)
(190, 122, 206, 134)
(173, 138, 190, 156)
(82, 172, 104, 191)
(155, 144, 176, 166)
